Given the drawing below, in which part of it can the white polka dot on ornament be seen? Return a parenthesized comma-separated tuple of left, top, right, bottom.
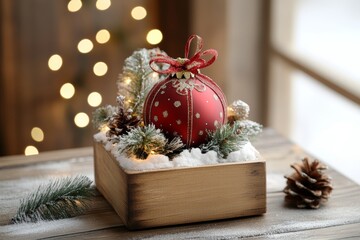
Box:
(174, 101, 181, 107)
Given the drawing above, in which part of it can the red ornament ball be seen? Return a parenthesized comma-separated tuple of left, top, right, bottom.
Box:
(144, 75, 227, 148)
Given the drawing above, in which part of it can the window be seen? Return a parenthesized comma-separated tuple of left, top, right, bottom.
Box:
(269, 0, 360, 183)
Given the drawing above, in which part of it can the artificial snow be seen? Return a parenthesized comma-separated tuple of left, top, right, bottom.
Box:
(93, 131, 108, 144)
(118, 154, 173, 171)
(172, 148, 219, 167)
(94, 132, 261, 171)
(222, 142, 259, 163)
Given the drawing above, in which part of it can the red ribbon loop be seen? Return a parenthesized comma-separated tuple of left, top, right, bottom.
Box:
(149, 34, 218, 75)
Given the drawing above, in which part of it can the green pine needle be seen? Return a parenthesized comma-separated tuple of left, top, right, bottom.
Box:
(201, 120, 262, 159)
(118, 124, 184, 159)
(237, 120, 263, 137)
(11, 176, 95, 224)
(92, 105, 117, 129)
(117, 48, 167, 116)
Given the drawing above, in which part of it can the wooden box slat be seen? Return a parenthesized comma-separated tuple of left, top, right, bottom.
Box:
(94, 142, 266, 229)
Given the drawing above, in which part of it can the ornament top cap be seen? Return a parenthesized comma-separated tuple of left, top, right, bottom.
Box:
(149, 35, 218, 77)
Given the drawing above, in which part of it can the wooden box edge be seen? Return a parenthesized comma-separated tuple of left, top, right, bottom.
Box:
(94, 141, 266, 230)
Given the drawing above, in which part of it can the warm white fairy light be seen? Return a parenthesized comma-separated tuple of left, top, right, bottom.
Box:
(93, 62, 108, 76)
(96, 0, 111, 11)
(60, 83, 75, 99)
(48, 54, 63, 71)
(124, 77, 132, 85)
(67, 0, 82, 12)
(31, 127, 44, 142)
(74, 112, 90, 128)
(25, 145, 39, 156)
(77, 39, 93, 54)
(87, 92, 102, 107)
(100, 124, 110, 133)
(96, 29, 110, 44)
(146, 29, 163, 45)
(131, 6, 147, 20)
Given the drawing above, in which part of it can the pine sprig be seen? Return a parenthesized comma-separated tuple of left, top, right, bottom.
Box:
(201, 120, 262, 159)
(201, 121, 247, 159)
(117, 48, 167, 116)
(237, 120, 263, 137)
(11, 176, 95, 224)
(92, 105, 117, 130)
(163, 137, 185, 159)
(118, 124, 184, 159)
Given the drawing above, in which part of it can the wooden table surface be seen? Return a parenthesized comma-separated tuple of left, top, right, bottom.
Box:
(1, 129, 359, 239)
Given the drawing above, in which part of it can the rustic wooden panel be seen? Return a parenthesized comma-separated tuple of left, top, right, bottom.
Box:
(94, 142, 129, 226)
(94, 143, 266, 229)
(0, 147, 92, 169)
(0, 0, 19, 155)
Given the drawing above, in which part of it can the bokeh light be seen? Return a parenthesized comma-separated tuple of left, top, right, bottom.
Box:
(146, 29, 163, 45)
(31, 127, 44, 142)
(96, 0, 111, 11)
(25, 146, 39, 156)
(67, 0, 82, 12)
(48, 54, 63, 71)
(60, 83, 75, 99)
(96, 29, 110, 44)
(131, 6, 147, 20)
(77, 39, 93, 54)
(124, 77, 132, 85)
(87, 92, 102, 107)
(93, 62, 108, 76)
(74, 112, 90, 128)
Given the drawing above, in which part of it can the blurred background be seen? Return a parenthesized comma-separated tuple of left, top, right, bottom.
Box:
(1, 0, 359, 183)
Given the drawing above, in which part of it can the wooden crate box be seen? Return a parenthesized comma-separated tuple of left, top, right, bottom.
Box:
(94, 142, 266, 230)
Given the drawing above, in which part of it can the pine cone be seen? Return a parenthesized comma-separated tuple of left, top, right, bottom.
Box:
(284, 157, 333, 209)
(107, 96, 141, 137)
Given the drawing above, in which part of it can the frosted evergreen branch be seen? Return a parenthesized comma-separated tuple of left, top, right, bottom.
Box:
(11, 176, 95, 224)
(92, 105, 117, 129)
(237, 120, 263, 137)
(118, 124, 184, 159)
(201, 121, 247, 159)
(117, 48, 167, 116)
(163, 136, 185, 159)
(201, 120, 262, 159)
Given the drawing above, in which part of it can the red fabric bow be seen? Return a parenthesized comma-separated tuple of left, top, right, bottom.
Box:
(149, 35, 218, 75)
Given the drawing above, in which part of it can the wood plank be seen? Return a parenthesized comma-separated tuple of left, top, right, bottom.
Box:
(24, 222, 360, 240)
(0, 0, 19, 155)
(248, 222, 360, 239)
(46, 223, 360, 240)
(0, 147, 93, 168)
